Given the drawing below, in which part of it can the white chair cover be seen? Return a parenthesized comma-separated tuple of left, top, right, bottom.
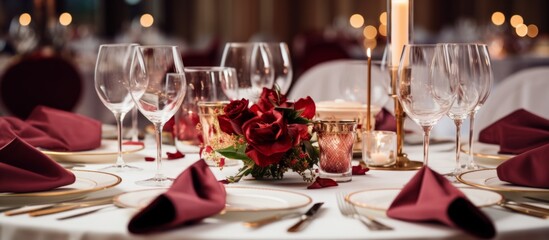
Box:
(475, 66, 549, 138)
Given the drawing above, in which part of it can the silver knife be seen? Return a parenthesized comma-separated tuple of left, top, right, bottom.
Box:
(287, 202, 324, 232)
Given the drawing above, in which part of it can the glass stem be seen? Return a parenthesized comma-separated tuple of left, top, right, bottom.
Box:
(131, 106, 139, 142)
(422, 125, 433, 167)
(453, 119, 464, 175)
(114, 111, 127, 167)
(154, 122, 165, 180)
(468, 111, 478, 170)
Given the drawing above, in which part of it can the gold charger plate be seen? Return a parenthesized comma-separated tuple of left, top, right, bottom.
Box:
(460, 141, 514, 160)
(0, 170, 121, 206)
(457, 169, 549, 193)
(40, 139, 145, 163)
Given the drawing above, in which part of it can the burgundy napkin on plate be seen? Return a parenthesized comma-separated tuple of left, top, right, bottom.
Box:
(0, 137, 76, 193)
(497, 144, 549, 188)
(387, 167, 495, 239)
(25, 106, 102, 151)
(128, 160, 226, 234)
(374, 108, 397, 131)
(479, 109, 549, 154)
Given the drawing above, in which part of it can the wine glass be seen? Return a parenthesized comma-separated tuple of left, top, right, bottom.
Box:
(174, 67, 239, 154)
(397, 44, 457, 166)
(467, 44, 493, 170)
(266, 42, 293, 94)
(220, 42, 274, 103)
(442, 43, 481, 177)
(94, 43, 141, 172)
(129, 45, 186, 187)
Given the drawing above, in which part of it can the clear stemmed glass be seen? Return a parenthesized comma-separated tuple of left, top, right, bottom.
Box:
(129, 45, 186, 187)
(220, 42, 274, 103)
(397, 44, 458, 166)
(266, 42, 293, 94)
(442, 43, 481, 176)
(94, 43, 141, 172)
(466, 44, 493, 170)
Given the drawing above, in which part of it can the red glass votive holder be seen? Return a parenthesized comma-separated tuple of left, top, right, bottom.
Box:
(314, 120, 357, 182)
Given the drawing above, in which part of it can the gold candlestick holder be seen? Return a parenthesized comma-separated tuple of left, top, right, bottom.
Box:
(368, 67, 423, 170)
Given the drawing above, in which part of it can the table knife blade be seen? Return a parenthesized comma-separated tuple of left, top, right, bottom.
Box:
(287, 202, 324, 232)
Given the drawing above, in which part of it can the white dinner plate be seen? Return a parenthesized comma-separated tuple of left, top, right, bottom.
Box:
(460, 142, 514, 167)
(457, 169, 549, 193)
(0, 170, 121, 206)
(347, 188, 502, 211)
(114, 186, 312, 212)
(40, 139, 145, 163)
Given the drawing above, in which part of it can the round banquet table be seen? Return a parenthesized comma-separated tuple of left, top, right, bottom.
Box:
(1, 139, 548, 240)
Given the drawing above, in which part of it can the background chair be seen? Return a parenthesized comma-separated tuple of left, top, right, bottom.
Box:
(0, 53, 82, 119)
(475, 66, 549, 138)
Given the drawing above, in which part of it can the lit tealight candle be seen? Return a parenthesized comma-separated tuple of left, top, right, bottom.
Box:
(371, 152, 389, 164)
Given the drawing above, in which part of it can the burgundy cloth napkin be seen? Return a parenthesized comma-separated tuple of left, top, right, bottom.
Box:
(479, 109, 549, 154)
(497, 144, 549, 188)
(0, 106, 101, 151)
(128, 160, 226, 234)
(374, 108, 397, 131)
(387, 167, 495, 239)
(0, 137, 76, 193)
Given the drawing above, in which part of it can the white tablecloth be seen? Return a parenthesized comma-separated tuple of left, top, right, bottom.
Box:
(1, 140, 548, 240)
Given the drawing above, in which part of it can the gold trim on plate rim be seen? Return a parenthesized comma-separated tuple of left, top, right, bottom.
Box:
(457, 169, 549, 193)
(40, 141, 145, 156)
(459, 142, 513, 161)
(0, 170, 122, 197)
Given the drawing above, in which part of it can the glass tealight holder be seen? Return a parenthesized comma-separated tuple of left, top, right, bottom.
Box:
(314, 120, 357, 182)
(362, 131, 397, 167)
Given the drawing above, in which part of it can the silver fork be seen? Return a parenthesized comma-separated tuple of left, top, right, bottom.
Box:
(336, 193, 393, 231)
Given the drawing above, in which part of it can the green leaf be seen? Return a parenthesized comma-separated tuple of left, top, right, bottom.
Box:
(216, 146, 252, 161)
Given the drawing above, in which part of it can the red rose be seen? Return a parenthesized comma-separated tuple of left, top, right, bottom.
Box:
(242, 110, 292, 167)
(288, 123, 311, 146)
(218, 99, 254, 135)
(251, 88, 288, 114)
(294, 96, 316, 119)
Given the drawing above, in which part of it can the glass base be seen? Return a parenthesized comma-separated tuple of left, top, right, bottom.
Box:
(99, 164, 142, 172)
(320, 171, 351, 183)
(136, 176, 175, 187)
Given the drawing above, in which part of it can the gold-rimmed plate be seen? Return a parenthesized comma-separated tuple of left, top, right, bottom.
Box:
(460, 142, 514, 167)
(40, 139, 145, 163)
(114, 186, 312, 212)
(457, 169, 549, 193)
(0, 170, 121, 206)
(346, 188, 502, 212)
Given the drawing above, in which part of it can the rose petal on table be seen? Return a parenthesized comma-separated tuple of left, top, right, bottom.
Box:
(167, 151, 185, 160)
(144, 157, 155, 162)
(352, 165, 370, 175)
(218, 179, 230, 184)
(307, 177, 338, 189)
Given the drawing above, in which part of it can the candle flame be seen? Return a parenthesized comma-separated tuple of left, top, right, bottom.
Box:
(367, 48, 371, 58)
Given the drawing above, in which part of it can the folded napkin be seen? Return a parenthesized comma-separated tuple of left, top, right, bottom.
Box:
(128, 160, 226, 234)
(479, 109, 549, 154)
(0, 106, 101, 151)
(387, 167, 495, 239)
(375, 108, 397, 131)
(0, 137, 76, 193)
(497, 144, 549, 188)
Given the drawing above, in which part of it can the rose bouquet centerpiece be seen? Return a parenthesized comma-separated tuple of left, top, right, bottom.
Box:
(203, 87, 319, 183)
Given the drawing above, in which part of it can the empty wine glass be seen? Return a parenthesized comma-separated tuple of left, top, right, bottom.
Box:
(129, 45, 186, 187)
(442, 43, 481, 177)
(266, 42, 293, 94)
(220, 42, 274, 103)
(95, 43, 141, 172)
(467, 44, 493, 170)
(397, 44, 457, 166)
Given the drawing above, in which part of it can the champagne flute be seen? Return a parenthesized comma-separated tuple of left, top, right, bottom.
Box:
(397, 44, 457, 166)
(442, 43, 481, 177)
(94, 43, 141, 172)
(266, 42, 293, 94)
(129, 45, 186, 186)
(220, 42, 274, 103)
(467, 44, 493, 170)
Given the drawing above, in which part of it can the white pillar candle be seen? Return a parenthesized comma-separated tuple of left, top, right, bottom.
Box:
(391, 0, 410, 67)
